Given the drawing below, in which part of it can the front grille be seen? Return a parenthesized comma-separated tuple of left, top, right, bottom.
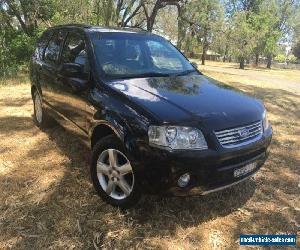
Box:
(215, 121, 263, 148)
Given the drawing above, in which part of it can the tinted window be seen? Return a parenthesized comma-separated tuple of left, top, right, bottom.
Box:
(61, 32, 89, 73)
(34, 30, 52, 60)
(44, 31, 64, 64)
(91, 33, 194, 79)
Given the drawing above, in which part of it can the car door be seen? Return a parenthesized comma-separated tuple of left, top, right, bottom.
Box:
(39, 29, 66, 113)
(57, 30, 91, 133)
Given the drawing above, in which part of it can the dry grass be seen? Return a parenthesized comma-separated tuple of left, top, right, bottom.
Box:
(0, 61, 299, 249)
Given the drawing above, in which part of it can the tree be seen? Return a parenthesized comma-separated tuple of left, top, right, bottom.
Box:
(142, 0, 183, 32)
(1, 0, 55, 36)
(225, 0, 263, 69)
(262, 0, 299, 68)
(51, 0, 93, 25)
(250, 1, 282, 68)
(155, 5, 179, 42)
(181, 0, 224, 65)
(50, 0, 143, 28)
(93, 0, 143, 27)
(231, 11, 256, 69)
(290, 1, 300, 60)
(118, 0, 144, 27)
(211, 21, 232, 62)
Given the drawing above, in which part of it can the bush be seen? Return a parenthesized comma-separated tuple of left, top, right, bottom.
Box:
(274, 54, 286, 63)
(0, 28, 37, 79)
(288, 54, 297, 64)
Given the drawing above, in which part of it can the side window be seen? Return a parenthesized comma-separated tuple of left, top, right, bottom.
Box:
(44, 31, 64, 64)
(34, 30, 52, 60)
(61, 32, 90, 74)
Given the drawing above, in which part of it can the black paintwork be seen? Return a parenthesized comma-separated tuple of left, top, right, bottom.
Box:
(30, 24, 273, 195)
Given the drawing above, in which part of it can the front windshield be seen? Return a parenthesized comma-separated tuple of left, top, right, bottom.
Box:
(91, 32, 195, 79)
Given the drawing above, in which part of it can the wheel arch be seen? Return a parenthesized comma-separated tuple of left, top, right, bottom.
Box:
(90, 122, 123, 149)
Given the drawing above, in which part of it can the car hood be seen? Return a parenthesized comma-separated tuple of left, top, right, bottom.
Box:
(106, 74, 264, 130)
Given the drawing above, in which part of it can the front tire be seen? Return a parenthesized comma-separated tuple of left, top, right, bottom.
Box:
(91, 135, 141, 208)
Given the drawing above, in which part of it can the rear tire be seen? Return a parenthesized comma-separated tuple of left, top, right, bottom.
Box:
(33, 91, 55, 128)
(91, 135, 141, 208)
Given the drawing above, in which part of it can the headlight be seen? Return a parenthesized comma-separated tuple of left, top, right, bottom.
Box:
(262, 109, 270, 131)
(148, 126, 208, 150)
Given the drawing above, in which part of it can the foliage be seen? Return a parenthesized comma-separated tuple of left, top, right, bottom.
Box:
(230, 11, 257, 68)
(288, 54, 298, 63)
(1, 0, 55, 35)
(155, 6, 179, 42)
(275, 54, 286, 62)
(252, 1, 281, 61)
(0, 28, 38, 78)
(180, 0, 224, 64)
(50, 0, 145, 27)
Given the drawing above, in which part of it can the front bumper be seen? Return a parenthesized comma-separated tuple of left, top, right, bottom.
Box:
(168, 150, 267, 196)
(134, 126, 272, 195)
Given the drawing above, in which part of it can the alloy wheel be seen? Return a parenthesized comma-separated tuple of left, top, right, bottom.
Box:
(96, 149, 134, 200)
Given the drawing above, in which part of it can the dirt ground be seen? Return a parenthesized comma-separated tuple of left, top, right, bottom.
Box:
(0, 62, 299, 249)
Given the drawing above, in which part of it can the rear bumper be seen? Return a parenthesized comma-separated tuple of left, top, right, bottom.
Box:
(135, 126, 272, 195)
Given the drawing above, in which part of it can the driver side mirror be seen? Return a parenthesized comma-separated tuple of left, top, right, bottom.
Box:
(59, 63, 83, 78)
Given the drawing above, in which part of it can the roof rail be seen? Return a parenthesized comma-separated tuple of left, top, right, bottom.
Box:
(51, 23, 92, 29)
(49, 24, 149, 33)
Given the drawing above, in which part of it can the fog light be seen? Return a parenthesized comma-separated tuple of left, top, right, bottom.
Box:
(177, 173, 191, 188)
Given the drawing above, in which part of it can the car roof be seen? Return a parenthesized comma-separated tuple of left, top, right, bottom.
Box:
(48, 24, 150, 35)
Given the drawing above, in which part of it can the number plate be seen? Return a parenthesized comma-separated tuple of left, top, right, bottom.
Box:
(234, 162, 257, 178)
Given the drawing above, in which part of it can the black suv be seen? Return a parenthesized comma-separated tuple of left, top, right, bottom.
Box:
(30, 24, 272, 208)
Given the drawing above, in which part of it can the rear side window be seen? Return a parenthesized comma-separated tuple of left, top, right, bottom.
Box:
(33, 31, 52, 60)
(44, 30, 64, 64)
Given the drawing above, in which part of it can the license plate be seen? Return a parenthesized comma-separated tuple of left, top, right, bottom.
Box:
(234, 162, 257, 178)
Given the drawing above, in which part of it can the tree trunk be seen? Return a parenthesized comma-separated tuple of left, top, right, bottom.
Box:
(147, 20, 154, 32)
(266, 54, 272, 69)
(96, 0, 100, 25)
(201, 33, 208, 65)
(255, 53, 259, 66)
(145, 2, 159, 32)
(177, 17, 183, 50)
(223, 45, 228, 63)
(239, 57, 245, 69)
(201, 48, 206, 65)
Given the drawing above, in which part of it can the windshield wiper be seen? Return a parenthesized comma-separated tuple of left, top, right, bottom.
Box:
(172, 69, 196, 76)
(113, 72, 171, 79)
(109, 70, 196, 80)
(134, 72, 171, 78)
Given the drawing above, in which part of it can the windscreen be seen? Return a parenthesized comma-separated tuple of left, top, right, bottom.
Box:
(91, 32, 194, 79)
